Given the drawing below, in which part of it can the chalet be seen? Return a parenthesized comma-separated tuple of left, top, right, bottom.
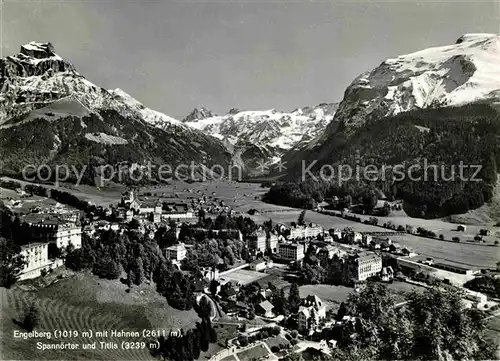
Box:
(249, 259, 272, 271)
(221, 283, 238, 301)
(345, 231, 362, 244)
(165, 243, 187, 262)
(380, 266, 394, 282)
(222, 301, 248, 317)
(361, 234, 373, 246)
(298, 295, 327, 333)
(257, 289, 273, 301)
(276, 223, 289, 234)
(317, 245, 347, 265)
(329, 228, 343, 241)
(323, 235, 334, 243)
(115, 207, 134, 222)
(256, 300, 275, 318)
(83, 225, 96, 236)
(479, 229, 491, 236)
(201, 266, 220, 281)
(315, 201, 330, 211)
(121, 190, 140, 211)
(401, 247, 417, 257)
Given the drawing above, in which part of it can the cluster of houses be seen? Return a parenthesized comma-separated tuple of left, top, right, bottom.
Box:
(118, 190, 194, 222)
(245, 223, 396, 285)
(247, 223, 325, 261)
(215, 277, 330, 334)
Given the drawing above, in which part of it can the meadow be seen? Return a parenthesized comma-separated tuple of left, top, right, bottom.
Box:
(0, 273, 200, 360)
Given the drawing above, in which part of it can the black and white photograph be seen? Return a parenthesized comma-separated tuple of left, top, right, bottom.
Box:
(0, 0, 500, 360)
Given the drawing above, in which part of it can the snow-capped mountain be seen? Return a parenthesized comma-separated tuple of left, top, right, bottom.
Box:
(322, 33, 500, 138)
(282, 34, 500, 177)
(0, 42, 185, 129)
(182, 107, 217, 123)
(0, 42, 231, 179)
(182, 103, 338, 169)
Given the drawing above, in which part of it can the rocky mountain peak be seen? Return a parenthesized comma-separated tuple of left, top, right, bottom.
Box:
(455, 33, 498, 44)
(182, 107, 217, 122)
(1, 41, 76, 83)
(20, 42, 57, 59)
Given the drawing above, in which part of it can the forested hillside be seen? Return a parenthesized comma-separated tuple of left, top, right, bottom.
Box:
(266, 103, 500, 218)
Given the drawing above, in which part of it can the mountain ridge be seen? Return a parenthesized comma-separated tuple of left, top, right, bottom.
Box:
(181, 103, 339, 172)
(0, 42, 232, 182)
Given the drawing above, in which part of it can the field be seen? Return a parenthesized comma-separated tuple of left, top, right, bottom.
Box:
(1, 176, 125, 207)
(296, 282, 426, 312)
(0, 273, 200, 361)
(236, 344, 270, 361)
(220, 269, 269, 286)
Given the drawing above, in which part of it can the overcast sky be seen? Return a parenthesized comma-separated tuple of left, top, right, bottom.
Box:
(2, 0, 499, 118)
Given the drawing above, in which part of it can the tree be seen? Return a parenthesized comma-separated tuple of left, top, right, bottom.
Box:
(129, 218, 141, 230)
(298, 210, 307, 226)
(282, 353, 303, 361)
(23, 303, 40, 331)
(407, 286, 493, 360)
(208, 321, 217, 343)
(288, 283, 301, 313)
(198, 208, 206, 222)
(209, 280, 219, 297)
(196, 319, 210, 352)
(0, 238, 25, 288)
(381, 201, 391, 216)
(93, 256, 121, 280)
(196, 297, 212, 319)
(272, 287, 287, 315)
(363, 190, 378, 211)
(133, 257, 145, 285)
(127, 268, 135, 288)
(332, 283, 496, 361)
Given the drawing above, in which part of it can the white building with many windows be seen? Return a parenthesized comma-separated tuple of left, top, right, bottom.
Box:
(277, 241, 305, 261)
(289, 224, 323, 239)
(24, 216, 82, 249)
(248, 230, 267, 252)
(165, 243, 187, 262)
(345, 251, 382, 282)
(19, 242, 52, 280)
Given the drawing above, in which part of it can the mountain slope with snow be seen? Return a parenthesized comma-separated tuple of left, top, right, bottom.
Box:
(0, 42, 231, 180)
(321, 33, 500, 139)
(182, 103, 338, 170)
(282, 34, 500, 169)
